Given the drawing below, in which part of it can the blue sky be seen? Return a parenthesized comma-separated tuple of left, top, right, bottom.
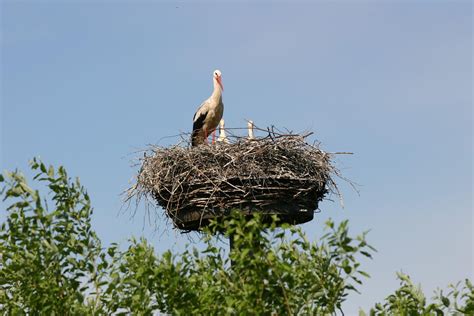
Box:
(1, 1, 472, 313)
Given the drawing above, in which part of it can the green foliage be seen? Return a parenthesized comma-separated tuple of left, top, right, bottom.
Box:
(434, 279, 474, 315)
(362, 273, 474, 316)
(1, 160, 472, 315)
(0, 158, 102, 314)
(98, 213, 374, 315)
(200, 213, 375, 315)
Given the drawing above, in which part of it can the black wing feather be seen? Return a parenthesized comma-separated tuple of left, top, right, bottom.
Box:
(191, 111, 208, 146)
(193, 111, 207, 132)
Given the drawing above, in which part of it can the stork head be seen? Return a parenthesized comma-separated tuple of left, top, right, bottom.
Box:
(213, 69, 224, 91)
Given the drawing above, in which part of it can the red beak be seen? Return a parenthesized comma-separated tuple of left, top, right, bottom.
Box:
(217, 76, 224, 91)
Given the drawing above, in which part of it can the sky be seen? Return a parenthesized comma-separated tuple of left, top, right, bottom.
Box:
(1, 0, 472, 313)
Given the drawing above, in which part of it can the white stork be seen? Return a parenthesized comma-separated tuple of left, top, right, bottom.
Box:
(217, 119, 229, 143)
(191, 70, 224, 146)
(247, 120, 255, 140)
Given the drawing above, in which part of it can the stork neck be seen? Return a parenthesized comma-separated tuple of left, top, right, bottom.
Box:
(211, 79, 223, 101)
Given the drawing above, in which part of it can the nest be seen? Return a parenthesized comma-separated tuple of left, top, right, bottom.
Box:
(128, 128, 342, 231)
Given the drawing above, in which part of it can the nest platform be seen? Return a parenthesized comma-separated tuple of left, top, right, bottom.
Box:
(129, 130, 338, 231)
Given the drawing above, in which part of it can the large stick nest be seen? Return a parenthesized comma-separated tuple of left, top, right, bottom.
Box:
(128, 127, 343, 231)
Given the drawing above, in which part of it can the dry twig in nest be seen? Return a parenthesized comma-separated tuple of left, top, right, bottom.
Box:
(127, 127, 343, 231)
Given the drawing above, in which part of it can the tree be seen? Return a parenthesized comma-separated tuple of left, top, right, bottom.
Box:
(0, 160, 472, 315)
(100, 213, 374, 315)
(362, 273, 474, 316)
(0, 159, 103, 314)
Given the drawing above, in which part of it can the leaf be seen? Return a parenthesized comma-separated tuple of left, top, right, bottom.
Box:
(441, 296, 450, 307)
(325, 219, 334, 229)
(6, 187, 22, 197)
(358, 270, 371, 278)
(19, 182, 33, 195)
(48, 165, 55, 178)
(358, 309, 368, 316)
(125, 279, 141, 287)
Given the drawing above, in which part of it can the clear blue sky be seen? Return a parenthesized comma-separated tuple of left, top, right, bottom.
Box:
(1, 1, 472, 313)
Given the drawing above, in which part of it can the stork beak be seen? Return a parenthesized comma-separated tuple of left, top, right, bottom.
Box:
(217, 76, 224, 91)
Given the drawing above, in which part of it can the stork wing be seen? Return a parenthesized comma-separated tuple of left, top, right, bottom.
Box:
(192, 110, 208, 132)
(192, 101, 209, 132)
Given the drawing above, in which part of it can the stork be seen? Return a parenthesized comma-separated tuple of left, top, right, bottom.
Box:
(217, 119, 229, 143)
(247, 120, 255, 140)
(191, 70, 224, 146)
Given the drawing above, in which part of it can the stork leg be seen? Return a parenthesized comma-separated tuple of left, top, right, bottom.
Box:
(211, 130, 216, 144)
(204, 128, 208, 144)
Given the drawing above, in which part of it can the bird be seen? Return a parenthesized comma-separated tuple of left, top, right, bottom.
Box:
(247, 120, 255, 140)
(191, 70, 224, 146)
(217, 119, 229, 144)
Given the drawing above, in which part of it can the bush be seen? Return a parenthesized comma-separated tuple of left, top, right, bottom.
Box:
(363, 273, 474, 316)
(0, 158, 102, 314)
(0, 160, 471, 315)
